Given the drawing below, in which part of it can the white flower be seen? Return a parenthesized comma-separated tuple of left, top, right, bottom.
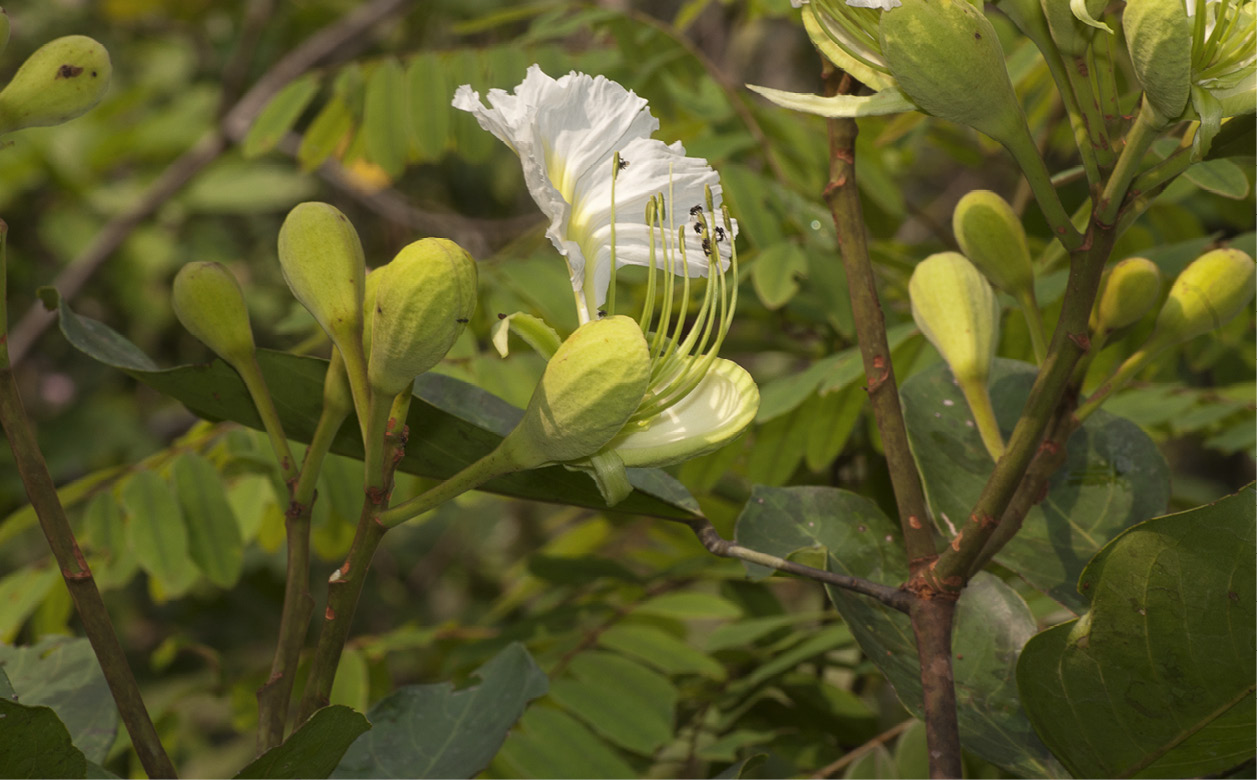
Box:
(453, 65, 735, 323)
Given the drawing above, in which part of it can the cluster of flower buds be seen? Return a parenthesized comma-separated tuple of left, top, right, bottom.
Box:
(0, 15, 111, 137)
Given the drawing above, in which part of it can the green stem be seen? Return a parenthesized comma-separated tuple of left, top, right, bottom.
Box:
(1075, 345, 1156, 421)
(238, 355, 298, 484)
(1063, 53, 1116, 170)
(362, 390, 393, 493)
(378, 446, 516, 529)
(1001, 122, 1085, 251)
(335, 336, 372, 443)
(958, 375, 1005, 462)
(255, 402, 347, 753)
(1096, 101, 1164, 225)
(926, 222, 1120, 591)
(1017, 289, 1049, 364)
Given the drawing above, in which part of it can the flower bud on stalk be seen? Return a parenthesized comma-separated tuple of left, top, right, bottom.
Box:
(277, 202, 370, 434)
(1123, 0, 1193, 125)
(172, 262, 297, 479)
(0, 35, 111, 135)
(1078, 248, 1256, 420)
(1090, 257, 1162, 338)
(1043, 0, 1110, 57)
(909, 252, 1005, 461)
(952, 190, 1046, 362)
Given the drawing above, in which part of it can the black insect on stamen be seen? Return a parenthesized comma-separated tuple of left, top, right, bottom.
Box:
(714, 226, 726, 242)
(689, 204, 703, 216)
(456, 318, 469, 323)
(701, 238, 712, 256)
(597, 309, 607, 318)
(618, 157, 630, 170)
(692, 222, 704, 234)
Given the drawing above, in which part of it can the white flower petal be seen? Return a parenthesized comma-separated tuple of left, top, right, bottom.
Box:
(846, 0, 900, 9)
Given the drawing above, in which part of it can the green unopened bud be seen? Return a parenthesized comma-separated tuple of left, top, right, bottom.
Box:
(1123, 0, 1192, 123)
(1043, 0, 1110, 57)
(1149, 248, 1255, 349)
(910, 252, 1004, 460)
(952, 190, 1034, 298)
(0, 35, 111, 134)
(277, 202, 366, 350)
(368, 238, 478, 397)
(500, 316, 651, 469)
(879, 0, 1026, 145)
(1091, 257, 1162, 334)
(171, 261, 255, 368)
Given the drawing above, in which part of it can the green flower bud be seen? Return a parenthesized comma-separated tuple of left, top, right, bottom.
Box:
(1148, 248, 1255, 348)
(1042, 0, 1110, 57)
(1123, 0, 1192, 123)
(0, 35, 111, 135)
(500, 316, 652, 469)
(910, 251, 1005, 460)
(367, 238, 478, 397)
(277, 202, 366, 350)
(1091, 257, 1162, 334)
(879, 0, 1027, 144)
(171, 261, 256, 368)
(952, 189, 1034, 299)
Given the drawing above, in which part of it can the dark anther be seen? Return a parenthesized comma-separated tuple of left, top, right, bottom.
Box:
(618, 157, 629, 170)
(701, 238, 712, 256)
(693, 222, 704, 234)
(714, 226, 726, 241)
(497, 312, 507, 319)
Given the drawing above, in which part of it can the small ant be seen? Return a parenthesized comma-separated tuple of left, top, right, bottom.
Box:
(692, 223, 704, 234)
(689, 204, 703, 216)
(714, 226, 726, 242)
(456, 318, 469, 323)
(701, 238, 712, 256)
(617, 157, 630, 170)
(597, 310, 607, 318)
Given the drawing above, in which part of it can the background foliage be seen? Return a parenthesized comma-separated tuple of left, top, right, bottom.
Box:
(0, 0, 1252, 777)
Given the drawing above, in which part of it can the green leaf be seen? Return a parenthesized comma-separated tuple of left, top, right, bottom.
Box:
(492, 706, 638, 779)
(333, 643, 547, 778)
(0, 566, 59, 643)
(243, 74, 321, 158)
(1017, 485, 1256, 779)
(0, 700, 87, 778)
(633, 591, 743, 620)
(900, 359, 1170, 612)
(297, 96, 353, 172)
(182, 160, 317, 214)
(747, 84, 917, 118)
(596, 623, 726, 680)
(549, 651, 677, 755)
(1204, 114, 1255, 163)
(46, 290, 698, 520)
(237, 706, 370, 779)
(363, 59, 408, 178)
(735, 486, 1065, 777)
(407, 53, 451, 162)
(172, 453, 244, 589)
(1183, 158, 1251, 199)
(751, 243, 808, 310)
(121, 470, 198, 597)
(0, 637, 118, 764)
(803, 385, 865, 472)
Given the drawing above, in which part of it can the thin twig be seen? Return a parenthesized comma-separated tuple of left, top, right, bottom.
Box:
(810, 718, 914, 779)
(683, 518, 913, 613)
(7, 0, 415, 365)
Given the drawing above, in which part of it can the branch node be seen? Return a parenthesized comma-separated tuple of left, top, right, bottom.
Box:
(1067, 331, 1091, 351)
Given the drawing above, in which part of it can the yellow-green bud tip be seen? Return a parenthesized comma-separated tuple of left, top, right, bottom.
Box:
(277, 202, 366, 349)
(367, 238, 478, 397)
(171, 261, 256, 367)
(1091, 257, 1162, 334)
(952, 189, 1034, 299)
(1151, 248, 1255, 347)
(0, 35, 111, 135)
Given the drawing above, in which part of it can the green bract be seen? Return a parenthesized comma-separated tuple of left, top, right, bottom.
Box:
(910, 251, 1005, 460)
(171, 262, 256, 369)
(499, 316, 653, 469)
(367, 238, 478, 397)
(0, 35, 111, 135)
(1091, 257, 1162, 334)
(277, 202, 366, 352)
(879, 0, 1026, 144)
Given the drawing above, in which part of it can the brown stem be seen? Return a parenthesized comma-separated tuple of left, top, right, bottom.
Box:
(810, 718, 915, 779)
(683, 518, 913, 612)
(0, 372, 177, 777)
(910, 598, 961, 779)
(821, 71, 935, 571)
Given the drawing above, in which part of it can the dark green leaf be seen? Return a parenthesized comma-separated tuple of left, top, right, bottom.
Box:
(596, 623, 726, 680)
(333, 643, 547, 778)
(363, 59, 408, 178)
(47, 291, 698, 520)
(297, 97, 354, 172)
(0, 700, 87, 778)
(0, 637, 118, 764)
(712, 754, 767, 779)
(121, 470, 198, 597)
(901, 359, 1169, 611)
(492, 706, 637, 779)
(735, 486, 1065, 777)
(1205, 114, 1255, 163)
(236, 706, 369, 779)
(549, 651, 677, 755)
(0, 566, 59, 643)
(633, 591, 743, 620)
(182, 160, 317, 214)
(407, 53, 451, 162)
(1184, 158, 1251, 199)
(172, 453, 244, 589)
(1017, 485, 1256, 779)
(243, 74, 321, 158)
(803, 385, 865, 472)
